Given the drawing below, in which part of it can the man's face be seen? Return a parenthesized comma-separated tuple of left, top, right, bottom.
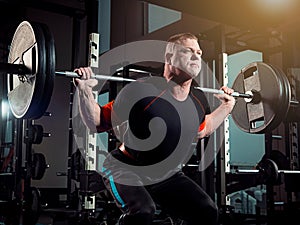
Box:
(169, 38, 202, 80)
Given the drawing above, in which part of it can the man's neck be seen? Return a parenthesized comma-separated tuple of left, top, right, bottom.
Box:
(163, 70, 193, 101)
(169, 79, 192, 101)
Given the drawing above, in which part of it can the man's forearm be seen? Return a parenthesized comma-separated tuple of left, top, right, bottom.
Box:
(78, 88, 101, 132)
(203, 103, 232, 136)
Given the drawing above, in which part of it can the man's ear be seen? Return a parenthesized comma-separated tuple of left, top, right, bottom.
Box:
(165, 53, 173, 64)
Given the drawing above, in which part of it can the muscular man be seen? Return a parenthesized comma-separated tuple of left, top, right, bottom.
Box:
(75, 33, 235, 225)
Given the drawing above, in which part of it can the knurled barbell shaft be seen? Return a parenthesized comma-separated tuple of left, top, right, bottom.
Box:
(59, 72, 255, 99)
(194, 87, 253, 99)
(55, 71, 136, 82)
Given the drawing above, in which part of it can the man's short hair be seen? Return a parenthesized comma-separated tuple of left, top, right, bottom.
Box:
(165, 32, 198, 57)
(167, 32, 198, 44)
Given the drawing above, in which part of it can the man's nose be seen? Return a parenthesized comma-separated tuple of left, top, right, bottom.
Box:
(191, 52, 200, 60)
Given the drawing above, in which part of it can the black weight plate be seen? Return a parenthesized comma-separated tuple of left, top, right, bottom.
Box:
(32, 124, 44, 144)
(269, 64, 291, 127)
(231, 62, 289, 134)
(260, 150, 290, 170)
(36, 23, 55, 118)
(7, 21, 46, 119)
(258, 158, 279, 185)
(22, 186, 42, 225)
(29, 22, 51, 119)
(32, 153, 47, 180)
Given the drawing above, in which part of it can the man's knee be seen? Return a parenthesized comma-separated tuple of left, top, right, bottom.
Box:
(119, 203, 156, 225)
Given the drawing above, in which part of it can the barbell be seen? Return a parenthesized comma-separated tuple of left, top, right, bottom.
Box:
(1, 21, 300, 134)
(235, 158, 300, 185)
(225, 150, 293, 192)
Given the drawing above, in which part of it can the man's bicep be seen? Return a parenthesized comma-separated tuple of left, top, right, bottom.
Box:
(97, 101, 114, 132)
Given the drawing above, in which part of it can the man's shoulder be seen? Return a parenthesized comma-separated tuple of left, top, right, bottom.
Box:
(190, 85, 206, 98)
(190, 85, 211, 113)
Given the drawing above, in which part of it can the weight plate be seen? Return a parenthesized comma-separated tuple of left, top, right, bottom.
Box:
(257, 158, 279, 185)
(7, 21, 46, 119)
(32, 124, 44, 144)
(231, 62, 290, 134)
(36, 23, 55, 117)
(269, 64, 291, 127)
(31, 187, 42, 220)
(32, 152, 47, 180)
(22, 186, 42, 225)
(260, 150, 289, 170)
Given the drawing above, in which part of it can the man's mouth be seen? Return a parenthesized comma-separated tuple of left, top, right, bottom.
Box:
(190, 63, 199, 68)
